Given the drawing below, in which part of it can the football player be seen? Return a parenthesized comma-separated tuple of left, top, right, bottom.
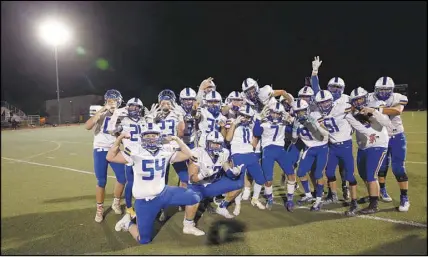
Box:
(107, 97, 145, 218)
(226, 105, 267, 215)
(368, 76, 410, 211)
(223, 91, 244, 119)
(253, 101, 297, 211)
(313, 90, 378, 215)
(195, 91, 227, 148)
(350, 87, 392, 214)
(109, 123, 204, 244)
(187, 131, 245, 219)
(310, 56, 350, 200)
(84, 89, 127, 223)
(291, 99, 329, 211)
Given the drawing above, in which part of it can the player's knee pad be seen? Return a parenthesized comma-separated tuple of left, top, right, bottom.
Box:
(394, 173, 408, 182)
(377, 169, 388, 178)
(327, 176, 337, 183)
(97, 178, 107, 188)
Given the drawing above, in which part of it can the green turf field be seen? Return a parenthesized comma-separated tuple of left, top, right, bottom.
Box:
(1, 111, 427, 255)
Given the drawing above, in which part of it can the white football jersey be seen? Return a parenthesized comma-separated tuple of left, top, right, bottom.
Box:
(230, 125, 255, 154)
(120, 117, 146, 150)
(295, 112, 329, 147)
(317, 102, 353, 144)
(197, 108, 227, 147)
(259, 121, 286, 149)
(354, 110, 391, 150)
(156, 110, 183, 148)
(368, 92, 408, 136)
(122, 144, 176, 199)
(335, 94, 350, 104)
(191, 147, 230, 185)
(93, 112, 117, 149)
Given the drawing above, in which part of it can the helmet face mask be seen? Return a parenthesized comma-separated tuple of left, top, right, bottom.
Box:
(104, 89, 123, 112)
(327, 84, 344, 101)
(239, 114, 252, 126)
(351, 95, 367, 110)
(268, 110, 282, 123)
(295, 108, 308, 121)
(317, 99, 333, 115)
(127, 104, 142, 119)
(207, 141, 222, 156)
(207, 100, 221, 116)
(244, 87, 258, 102)
(375, 87, 393, 101)
(160, 100, 173, 113)
(180, 98, 195, 113)
(231, 99, 243, 111)
(141, 132, 162, 152)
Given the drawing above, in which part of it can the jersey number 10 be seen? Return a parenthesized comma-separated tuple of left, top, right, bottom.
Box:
(142, 158, 166, 181)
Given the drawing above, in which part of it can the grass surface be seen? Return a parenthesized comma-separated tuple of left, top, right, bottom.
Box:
(1, 111, 427, 255)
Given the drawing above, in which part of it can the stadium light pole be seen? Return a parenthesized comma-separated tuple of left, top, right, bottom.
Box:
(39, 20, 71, 125)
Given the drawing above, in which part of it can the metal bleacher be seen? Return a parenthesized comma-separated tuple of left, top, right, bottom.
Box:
(1, 101, 28, 128)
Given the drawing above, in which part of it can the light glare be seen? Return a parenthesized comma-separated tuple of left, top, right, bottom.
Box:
(39, 20, 71, 46)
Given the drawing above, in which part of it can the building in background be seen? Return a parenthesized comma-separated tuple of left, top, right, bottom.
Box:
(45, 95, 103, 124)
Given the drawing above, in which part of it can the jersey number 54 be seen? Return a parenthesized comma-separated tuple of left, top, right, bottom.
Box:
(142, 158, 166, 181)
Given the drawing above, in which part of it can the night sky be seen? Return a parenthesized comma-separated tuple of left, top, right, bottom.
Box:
(1, 1, 426, 114)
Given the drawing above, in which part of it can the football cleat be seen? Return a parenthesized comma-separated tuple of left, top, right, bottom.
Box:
(285, 200, 294, 212)
(111, 199, 122, 215)
(95, 206, 104, 223)
(115, 213, 131, 232)
(183, 222, 205, 236)
(359, 200, 379, 214)
(357, 196, 370, 204)
(251, 198, 266, 210)
(242, 188, 251, 201)
(297, 195, 314, 205)
(342, 186, 350, 201)
(232, 204, 241, 216)
(310, 201, 323, 211)
(323, 194, 339, 205)
(398, 195, 410, 212)
(344, 201, 358, 216)
(216, 207, 235, 219)
(380, 188, 393, 202)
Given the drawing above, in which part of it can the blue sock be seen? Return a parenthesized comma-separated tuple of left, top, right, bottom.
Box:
(287, 193, 294, 201)
(301, 180, 310, 193)
(219, 200, 229, 208)
(316, 184, 324, 198)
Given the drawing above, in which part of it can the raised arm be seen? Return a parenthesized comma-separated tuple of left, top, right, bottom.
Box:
(310, 56, 323, 95)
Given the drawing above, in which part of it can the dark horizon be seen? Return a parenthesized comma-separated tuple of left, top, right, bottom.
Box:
(1, 1, 426, 114)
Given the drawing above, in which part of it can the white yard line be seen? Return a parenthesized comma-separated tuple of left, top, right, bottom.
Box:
(1, 157, 116, 179)
(2, 156, 427, 229)
(24, 141, 62, 160)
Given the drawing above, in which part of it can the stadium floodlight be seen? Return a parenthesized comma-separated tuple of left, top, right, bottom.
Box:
(39, 19, 71, 125)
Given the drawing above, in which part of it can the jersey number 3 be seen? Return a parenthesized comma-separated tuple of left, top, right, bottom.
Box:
(142, 158, 166, 181)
